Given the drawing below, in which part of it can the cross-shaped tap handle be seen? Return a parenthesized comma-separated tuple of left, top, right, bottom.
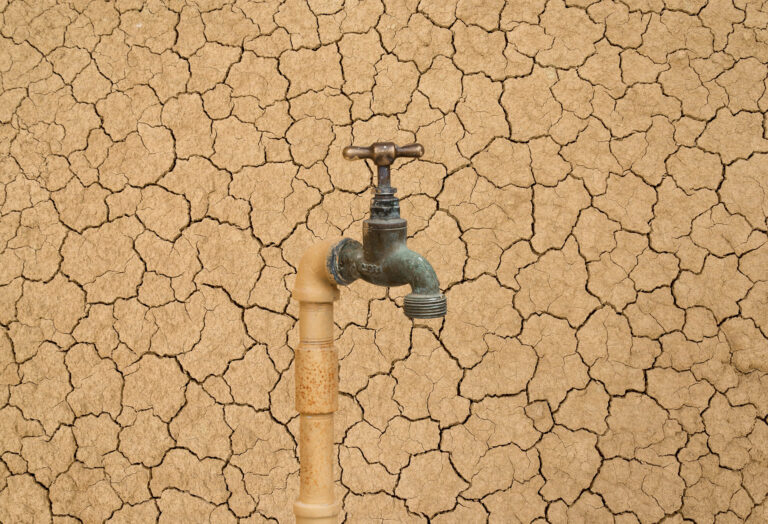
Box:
(342, 142, 424, 190)
(342, 142, 423, 166)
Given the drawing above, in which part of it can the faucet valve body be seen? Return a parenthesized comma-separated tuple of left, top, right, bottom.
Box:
(331, 142, 447, 319)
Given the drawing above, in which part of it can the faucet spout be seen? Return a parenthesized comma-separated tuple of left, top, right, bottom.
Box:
(396, 246, 441, 295)
(329, 237, 447, 319)
(395, 246, 448, 319)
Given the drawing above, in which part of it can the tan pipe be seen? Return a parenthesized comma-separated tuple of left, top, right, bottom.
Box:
(293, 240, 341, 523)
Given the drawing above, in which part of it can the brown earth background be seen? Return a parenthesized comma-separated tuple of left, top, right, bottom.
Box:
(1, 0, 768, 522)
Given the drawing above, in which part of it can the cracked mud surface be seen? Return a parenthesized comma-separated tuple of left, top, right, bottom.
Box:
(1, 0, 768, 522)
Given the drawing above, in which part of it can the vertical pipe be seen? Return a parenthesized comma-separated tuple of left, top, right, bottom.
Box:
(293, 242, 340, 523)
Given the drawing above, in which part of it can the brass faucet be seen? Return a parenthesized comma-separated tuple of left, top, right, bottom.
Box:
(329, 142, 447, 318)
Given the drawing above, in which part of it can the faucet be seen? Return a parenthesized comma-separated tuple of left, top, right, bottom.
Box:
(291, 143, 447, 523)
(329, 142, 447, 318)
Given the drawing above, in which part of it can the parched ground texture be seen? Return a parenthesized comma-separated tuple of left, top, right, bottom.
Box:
(1, 0, 768, 522)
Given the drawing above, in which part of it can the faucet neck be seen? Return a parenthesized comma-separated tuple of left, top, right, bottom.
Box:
(376, 164, 391, 189)
(371, 163, 407, 221)
(370, 186, 402, 220)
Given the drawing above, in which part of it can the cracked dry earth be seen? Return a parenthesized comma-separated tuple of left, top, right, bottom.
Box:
(1, 0, 768, 523)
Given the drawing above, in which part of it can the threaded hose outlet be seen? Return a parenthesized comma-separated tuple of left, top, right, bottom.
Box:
(403, 293, 447, 319)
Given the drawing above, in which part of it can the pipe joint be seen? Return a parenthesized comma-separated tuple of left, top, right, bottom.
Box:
(293, 239, 340, 304)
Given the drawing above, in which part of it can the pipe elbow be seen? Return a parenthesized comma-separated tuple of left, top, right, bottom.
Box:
(293, 240, 340, 304)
